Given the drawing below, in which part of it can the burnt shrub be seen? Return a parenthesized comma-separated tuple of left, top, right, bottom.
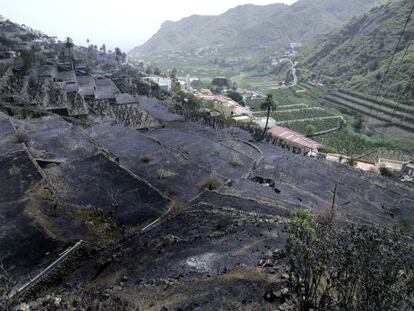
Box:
(202, 175, 223, 191)
(286, 210, 414, 311)
(380, 166, 394, 177)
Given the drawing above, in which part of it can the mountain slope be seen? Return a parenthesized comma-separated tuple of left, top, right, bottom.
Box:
(299, 0, 414, 98)
(129, 0, 395, 63)
(130, 4, 287, 59)
(231, 0, 393, 51)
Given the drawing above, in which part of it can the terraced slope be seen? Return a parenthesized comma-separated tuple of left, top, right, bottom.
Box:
(322, 90, 414, 132)
(300, 0, 414, 97)
(86, 124, 257, 202)
(36, 123, 414, 310)
(337, 88, 414, 115)
(0, 113, 67, 280)
(0, 114, 172, 284)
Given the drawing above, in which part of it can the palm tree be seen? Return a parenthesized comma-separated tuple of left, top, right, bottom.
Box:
(64, 37, 74, 67)
(260, 94, 277, 140)
(65, 37, 74, 54)
(114, 47, 122, 65)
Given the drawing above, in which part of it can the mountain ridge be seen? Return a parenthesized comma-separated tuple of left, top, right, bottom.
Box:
(129, 0, 396, 64)
(299, 0, 414, 98)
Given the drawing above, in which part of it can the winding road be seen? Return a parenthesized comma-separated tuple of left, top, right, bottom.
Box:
(289, 59, 298, 88)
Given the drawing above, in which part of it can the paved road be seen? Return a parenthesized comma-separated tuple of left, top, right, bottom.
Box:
(270, 59, 298, 90)
(289, 59, 298, 88)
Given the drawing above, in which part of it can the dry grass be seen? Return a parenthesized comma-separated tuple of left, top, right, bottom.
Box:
(78, 208, 122, 244)
(13, 130, 27, 143)
(125, 225, 142, 236)
(229, 155, 243, 167)
(201, 175, 223, 191)
(316, 206, 336, 225)
(168, 200, 184, 214)
(140, 154, 153, 163)
(160, 200, 185, 220)
(8, 165, 21, 176)
(158, 168, 178, 179)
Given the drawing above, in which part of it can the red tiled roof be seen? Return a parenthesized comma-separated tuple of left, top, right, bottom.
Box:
(268, 126, 324, 150)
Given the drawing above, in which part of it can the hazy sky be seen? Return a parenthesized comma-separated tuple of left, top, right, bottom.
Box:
(0, 0, 298, 52)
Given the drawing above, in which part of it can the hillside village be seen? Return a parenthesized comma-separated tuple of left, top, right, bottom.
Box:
(1, 1, 414, 309)
(174, 70, 414, 179)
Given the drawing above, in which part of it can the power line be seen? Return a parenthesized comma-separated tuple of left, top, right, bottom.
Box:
(379, 67, 414, 138)
(378, 30, 414, 100)
(354, 2, 414, 160)
(375, 3, 414, 98)
(346, 3, 414, 151)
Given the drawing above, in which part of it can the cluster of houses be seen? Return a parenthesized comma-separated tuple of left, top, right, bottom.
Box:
(189, 79, 413, 183)
(145, 76, 172, 93)
(38, 62, 141, 110)
(264, 125, 413, 181)
(0, 19, 54, 67)
(0, 18, 171, 121)
(196, 90, 252, 118)
(2, 17, 412, 183)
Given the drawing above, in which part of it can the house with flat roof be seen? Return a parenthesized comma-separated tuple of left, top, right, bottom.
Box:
(401, 162, 414, 177)
(233, 116, 251, 123)
(254, 117, 277, 130)
(76, 75, 96, 98)
(94, 78, 120, 100)
(146, 77, 172, 92)
(268, 126, 324, 154)
(64, 81, 79, 92)
(377, 158, 406, 172)
(56, 70, 76, 83)
(38, 65, 57, 80)
(115, 93, 137, 105)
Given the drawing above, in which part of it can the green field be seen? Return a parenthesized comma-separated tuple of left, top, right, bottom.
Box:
(254, 109, 335, 121)
(244, 86, 414, 161)
(163, 57, 414, 162)
(316, 130, 414, 161)
(284, 118, 342, 134)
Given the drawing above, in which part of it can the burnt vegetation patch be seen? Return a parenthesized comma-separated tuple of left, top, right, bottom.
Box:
(285, 210, 414, 310)
(251, 176, 282, 194)
(201, 175, 224, 191)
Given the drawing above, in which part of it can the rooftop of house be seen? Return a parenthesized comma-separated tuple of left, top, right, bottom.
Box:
(233, 116, 251, 123)
(94, 78, 120, 99)
(64, 81, 79, 93)
(79, 86, 95, 97)
(268, 126, 325, 150)
(56, 70, 76, 83)
(254, 117, 277, 129)
(405, 161, 414, 168)
(95, 78, 116, 88)
(95, 88, 118, 100)
(76, 75, 95, 87)
(38, 65, 57, 78)
(115, 93, 137, 105)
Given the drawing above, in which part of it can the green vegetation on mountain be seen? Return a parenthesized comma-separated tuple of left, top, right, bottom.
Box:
(129, 0, 394, 73)
(129, 4, 287, 60)
(300, 0, 414, 99)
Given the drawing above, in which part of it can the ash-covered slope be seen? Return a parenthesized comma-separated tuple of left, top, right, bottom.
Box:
(8, 115, 413, 310)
